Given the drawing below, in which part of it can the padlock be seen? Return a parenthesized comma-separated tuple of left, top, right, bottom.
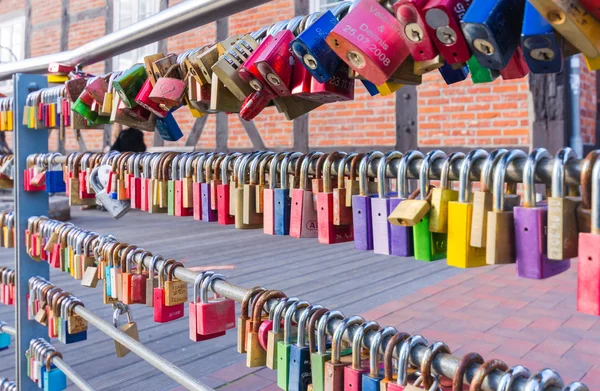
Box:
(429, 152, 463, 233)
(447, 149, 489, 269)
(217, 153, 240, 225)
(157, 153, 177, 212)
(312, 154, 328, 209)
(393, 0, 438, 61)
(461, 0, 526, 70)
(248, 290, 287, 368)
(422, 0, 473, 64)
(156, 111, 184, 142)
(386, 335, 428, 391)
(486, 149, 527, 265)
(324, 315, 364, 391)
(146, 255, 162, 307)
(193, 153, 211, 221)
(290, 152, 323, 238)
(332, 153, 357, 227)
(267, 298, 299, 369)
(255, 29, 296, 97)
(466, 55, 499, 84)
(112, 63, 148, 108)
(164, 261, 187, 306)
(62, 298, 87, 344)
(420, 342, 452, 391)
(113, 303, 140, 358)
(135, 77, 169, 117)
(318, 152, 354, 244)
(578, 154, 600, 316)
(387, 151, 422, 257)
(515, 149, 571, 279)
(197, 272, 236, 336)
(173, 153, 193, 217)
(344, 321, 380, 391)
(167, 153, 186, 215)
(413, 150, 448, 262)
(304, 308, 332, 391)
(547, 147, 580, 261)
(0, 322, 10, 351)
(521, 2, 564, 74)
(438, 61, 469, 84)
(452, 352, 485, 391)
(361, 328, 401, 391)
(213, 35, 258, 101)
(377, 332, 410, 391)
(188, 272, 227, 341)
(353, 151, 384, 250)
(371, 151, 403, 254)
(264, 152, 288, 235)
(131, 250, 148, 304)
(45, 153, 66, 193)
(500, 46, 529, 80)
(577, 151, 600, 234)
(120, 246, 140, 304)
(291, 4, 350, 83)
(238, 287, 266, 354)
(90, 165, 131, 219)
(243, 152, 273, 226)
(139, 154, 156, 212)
(288, 304, 323, 391)
(528, 0, 600, 59)
(153, 259, 185, 323)
(470, 149, 509, 248)
(149, 64, 186, 109)
(278, 300, 310, 391)
(236, 152, 266, 229)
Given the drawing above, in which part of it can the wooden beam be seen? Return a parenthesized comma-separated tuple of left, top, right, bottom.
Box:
(395, 86, 418, 151)
(104, 0, 114, 73)
(239, 117, 266, 150)
(529, 64, 568, 151)
(75, 129, 87, 151)
(185, 115, 208, 147)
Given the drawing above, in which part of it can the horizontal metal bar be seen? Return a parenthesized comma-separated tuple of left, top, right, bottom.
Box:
(0, 0, 272, 80)
(0, 324, 96, 391)
(72, 306, 213, 391)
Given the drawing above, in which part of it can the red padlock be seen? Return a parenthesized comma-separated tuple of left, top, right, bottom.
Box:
(50, 243, 61, 268)
(422, 0, 472, 64)
(197, 273, 236, 336)
(344, 321, 380, 391)
(135, 78, 169, 118)
(149, 64, 186, 109)
(394, 0, 438, 61)
(255, 30, 296, 97)
(189, 273, 227, 341)
(290, 152, 322, 239)
(217, 154, 238, 225)
(297, 64, 355, 104)
(153, 260, 185, 323)
(85, 76, 109, 106)
(500, 47, 530, 80)
(131, 253, 149, 305)
(328, 0, 410, 85)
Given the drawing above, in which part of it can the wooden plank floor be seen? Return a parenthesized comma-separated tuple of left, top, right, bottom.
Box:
(0, 208, 464, 390)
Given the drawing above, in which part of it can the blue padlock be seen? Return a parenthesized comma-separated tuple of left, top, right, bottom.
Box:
(275, 153, 301, 235)
(43, 360, 67, 391)
(361, 327, 398, 391)
(156, 111, 183, 142)
(0, 322, 10, 352)
(291, 3, 350, 83)
(361, 80, 380, 97)
(461, 0, 526, 71)
(438, 62, 470, 85)
(288, 305, 322, 391)
(521, 1, 563, 74)
(44, 154, 66, 193)
(60, 298, 87, 344)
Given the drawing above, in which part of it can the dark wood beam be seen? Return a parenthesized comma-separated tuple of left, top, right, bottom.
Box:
(395, 86, 418, 151)
(185, 116, 208, 147)
(239, 117, 266, 150)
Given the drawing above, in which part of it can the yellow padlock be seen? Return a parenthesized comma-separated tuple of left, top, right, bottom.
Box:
(447, 150, 489, 269)
(585, 54, 600, 71)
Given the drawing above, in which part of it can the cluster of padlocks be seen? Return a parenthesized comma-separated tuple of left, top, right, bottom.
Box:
(0, 266, 15, 306)
(0, 98, 13, 132)
(22, 147, 600, 317)
(14, 217, 591, 391)
(20, 0, 600, 140)
(25, 338, 67, 391)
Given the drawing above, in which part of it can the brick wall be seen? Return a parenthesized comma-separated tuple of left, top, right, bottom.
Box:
(3, 0, 598, 153)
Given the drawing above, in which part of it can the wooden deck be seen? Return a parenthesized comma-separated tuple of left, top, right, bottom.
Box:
(0, 208, 464, 390)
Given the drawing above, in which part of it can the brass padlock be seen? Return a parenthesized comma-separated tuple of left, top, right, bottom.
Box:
(113, 303, 140, 358)
(577, 150, 600, 233)
(164, 261, 188, 306)
(429, 153, 463, 233)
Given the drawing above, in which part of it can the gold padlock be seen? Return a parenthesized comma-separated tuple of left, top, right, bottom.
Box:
(113, 304, 140, 358)
(429, 153, 463, 233)
(164, 261, 188, 306)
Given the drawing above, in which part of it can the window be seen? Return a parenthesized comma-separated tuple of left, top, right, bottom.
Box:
(113, 0, 160, 71)
(0, 15, 25, 95)
(309, 0, 345, 13)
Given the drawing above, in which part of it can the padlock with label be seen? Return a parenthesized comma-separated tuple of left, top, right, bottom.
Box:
(486, 149, 526, 265)
(371, 151, 403, 255)
(318, 152, 354, 244)
(353, 151, 384, 250)
(461, 0, 526, 70)
(327, 0, 410, 85)
(514, 149, 571, 279)
(547, 147, 580, 261)
(290, 152, 322, 238)
(153, 260, 185, 323)
(447, 149, 489, 268)
(521, 1, 563, 74)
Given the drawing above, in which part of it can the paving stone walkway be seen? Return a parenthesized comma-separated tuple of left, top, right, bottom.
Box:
(181, 261, 600, 391)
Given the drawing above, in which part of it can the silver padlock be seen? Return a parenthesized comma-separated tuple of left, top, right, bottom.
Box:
(90, 166, 130, 219)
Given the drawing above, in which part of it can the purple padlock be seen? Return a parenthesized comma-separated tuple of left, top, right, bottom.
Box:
(201, 154, 219, 222)
(353, 151, 384, 251)
(372, 151, 404, 255)
(389, 151, 424, 257)
(514, 149, 570, 279)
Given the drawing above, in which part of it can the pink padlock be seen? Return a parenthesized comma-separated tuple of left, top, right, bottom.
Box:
(422, 0, 472, 64)
(394, 0, 439, 61)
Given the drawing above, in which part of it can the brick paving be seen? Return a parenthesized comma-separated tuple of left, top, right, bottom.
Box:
(187, 260, 600, 390)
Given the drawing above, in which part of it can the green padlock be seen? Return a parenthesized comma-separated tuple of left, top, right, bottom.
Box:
(467, 56, 500, 84)
(277, 300, 308, 390)
(413, 150, 448, 262)
(310, 310, 345, 391)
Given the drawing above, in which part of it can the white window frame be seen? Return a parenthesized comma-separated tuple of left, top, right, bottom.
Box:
(309, 0, 345, 13)
(112, 0, 160, 70)
(0, 14, 26, 96)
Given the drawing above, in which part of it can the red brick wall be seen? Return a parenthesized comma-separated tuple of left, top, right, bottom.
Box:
(3, 0, 597, 153)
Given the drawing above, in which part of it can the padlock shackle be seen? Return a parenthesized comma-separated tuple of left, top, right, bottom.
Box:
(551, 147, 576, 198)
(307, 307, 329, 354)
(323, 152, 346, 193)
(195, 153, 214, 183)
(440, 152, 465, 190)
(281, 152, 302, 190)
(523, 149, 551, 208)
(454, 353, 484, 391)
(493, 149, 526, 211)
(250, 290, 286, 333)
(420, 341, 451, 390)
(469, 359, 511, 391)
(201, 273, 229, 304)
(396, 334, 428, 386)
(351, 321, 379, 370)
(377, 151, 402, 198)
(359, 151, 383, 196)
(336, 152, 357, 190)
(331, 315, 363, 363)
(220, 152, 241, 183)
(300, 152, 323, 190)
(272, 297, 298, 334)
(283, 300, 309, 344)
(458, 149, 488, 203)
(382, 332, 409, 382)
(419, 150, 446, 200)
(297, 304, 323, 346)
(268, 152, 288, 189)
(480, 149, 508, 193)
(496, 365, 531, 391)
(368, 326, 397, 377)
(580, 150, 600, 210)
(241, 286, 266, 320)
(157, 258, 175, 287)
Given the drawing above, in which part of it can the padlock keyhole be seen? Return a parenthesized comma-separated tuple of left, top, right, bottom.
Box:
(524, 227, 528, 232)
(588, 256, 593, 261)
